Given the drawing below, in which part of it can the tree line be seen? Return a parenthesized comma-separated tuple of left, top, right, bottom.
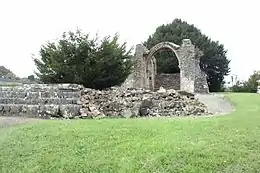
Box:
(231, 71, 260, 93)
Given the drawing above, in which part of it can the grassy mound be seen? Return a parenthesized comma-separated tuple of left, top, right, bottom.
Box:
(1, 93, 260, 172)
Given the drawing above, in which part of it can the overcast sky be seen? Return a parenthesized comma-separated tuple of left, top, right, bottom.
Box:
(0, 0, 259, 82)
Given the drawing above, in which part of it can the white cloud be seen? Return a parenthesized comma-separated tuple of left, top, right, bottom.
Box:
(0, 0, 259, 81)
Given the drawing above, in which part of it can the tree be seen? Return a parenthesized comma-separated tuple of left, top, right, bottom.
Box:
(144, 19, 230, 92)
(28, 75, 35, 81)
(245, 71, 260, 93)
(231, 71, 260, 93)
(34, 30, 132, 89)
(230, 80, 248, 92)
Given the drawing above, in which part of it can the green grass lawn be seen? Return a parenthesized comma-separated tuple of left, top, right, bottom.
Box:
(1, 93, 260, 173)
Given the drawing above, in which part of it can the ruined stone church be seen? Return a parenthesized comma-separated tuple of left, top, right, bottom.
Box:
(122, 39, 209, 93)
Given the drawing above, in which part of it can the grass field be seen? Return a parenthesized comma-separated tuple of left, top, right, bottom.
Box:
(1, 93, 260, 172)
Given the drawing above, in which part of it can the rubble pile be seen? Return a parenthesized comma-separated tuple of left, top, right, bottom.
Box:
(79, 87, 211, 118)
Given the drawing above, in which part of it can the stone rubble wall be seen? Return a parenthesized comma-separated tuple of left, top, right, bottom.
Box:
(154, 73, 180, 90)
(0, 84, 211, 119)
(0, 84, 83, 119)
(79, 87, 211, 118)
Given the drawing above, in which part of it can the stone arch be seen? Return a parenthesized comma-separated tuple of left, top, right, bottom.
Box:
(121, 39, 209, 93)
(146, 41, 180, 62)
(145, 41, 181, 91)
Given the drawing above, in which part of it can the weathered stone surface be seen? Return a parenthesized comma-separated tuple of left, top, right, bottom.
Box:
(79, 87, 211, 118)
(0, 84, 83, 119)
(0, 104, 81, 118)
(0, 91, 80, 99)
(121, 40, 209, 94)
(0, 84, 84, 92)
(139, 99, 153, 116)
(0, 98, 78, 104)
(155, 73, 180, 90)
(59, 105, 81, 118)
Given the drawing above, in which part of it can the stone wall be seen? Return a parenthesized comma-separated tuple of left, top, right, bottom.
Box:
(0, 84, 211, 119)
(0, 84, 83, 118)
(194, 70, 209, 93)
(154, 73, 180, 90)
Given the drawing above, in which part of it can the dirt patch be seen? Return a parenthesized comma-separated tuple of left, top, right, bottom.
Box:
(0, 116, 38, 128)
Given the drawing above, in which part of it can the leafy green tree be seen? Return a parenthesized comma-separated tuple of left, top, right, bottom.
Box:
(144, 19, 230, 92)
(34, 30, 132, 89)
(230, 81, 248, 92)
(244, 71, 260, 93)
(231, 71, 260, 93)
(27, 75, 35, 81)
